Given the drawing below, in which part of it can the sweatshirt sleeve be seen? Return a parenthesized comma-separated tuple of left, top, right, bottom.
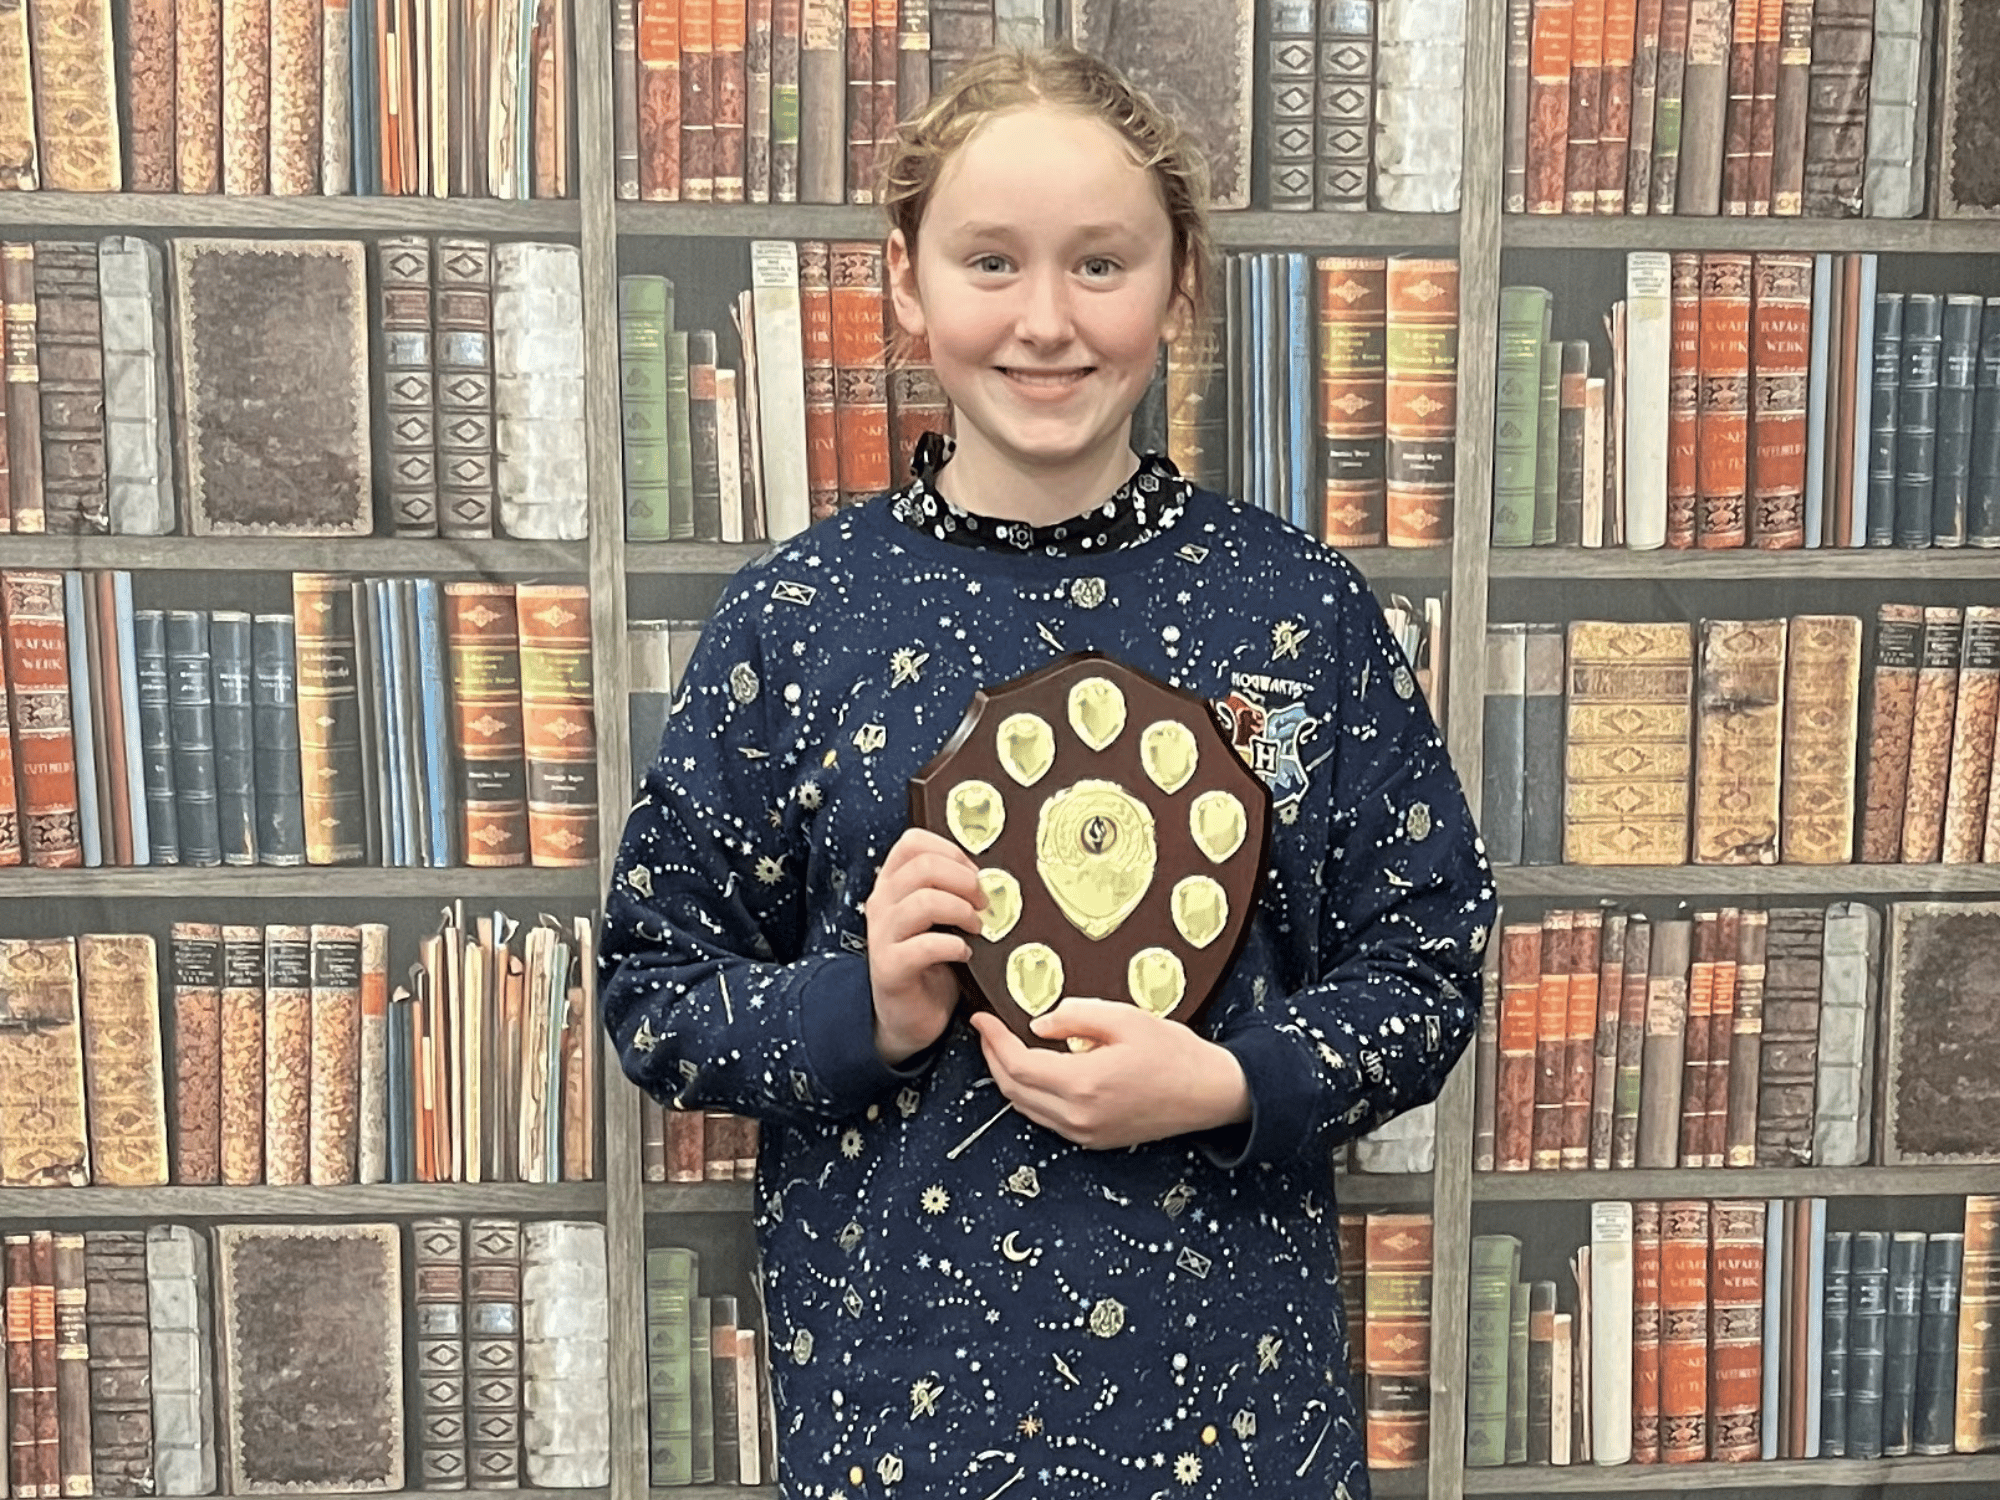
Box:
(1202, 580, 1496, 1171)
(597, 576, 937, 1129)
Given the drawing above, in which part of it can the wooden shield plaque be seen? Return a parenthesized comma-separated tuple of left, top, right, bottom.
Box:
(909, 651, 1270, 1050)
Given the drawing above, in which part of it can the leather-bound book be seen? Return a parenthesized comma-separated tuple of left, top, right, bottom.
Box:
(441, 582, 529, 867)
(1673, 0, 1729, 214)
(0, 938, 88, 1187)
(465, 1219, 522, 1488)
(492, 241, 586, 541)
(1754, 905, 1823, 1166)
(614, 0, 642, 197)
(841, 0, 869, 201)
(645, 1245, 695, 1484)
(374, 238, 438, 538)
(1896, 294, 1944, 547)
(1315, 0, 1373, 209)
(1624, 0, 1664, 209)
(1564, 0, 1604, 212)
(356, 923, 388, 1184)
(1664, 251, 1700, 545)
(681, 0, 716, 200)
(1938, 0, 2000, 217)
(0, 645, 16, 865)
(747, 0, 779, 201)
(869, 0, 897, 201)
(713, 0, 747, 201)
(172, 240, 371, 536)
(1709, 1200, 1766, 1460)
(1868, 290, 1906, 546)
(1916, 1232, 1965, 1454)
(1559, 908, 1601, 1171)
(1, 572, 82, 866)
(268, 0, 320, 192)
(1676, 908, 1716, 1167)
(167, 922, 224, 1184)
(215, 1223, 404, 1492)
(3, 245, 46, 534)
(618, 274, 672, 540)
(1935, 295, 1983, 546)
(798, 0, 843, 203)
(1492, 285, 1547, 547)
(1635, 914, 1689, 1169)
(1362, 1211, 1432, 1468)
(1692, 617, 1786, 863)
(249, 613, 304, 865)
(638, 0, 682, 199)
(164, 610, 221, 866)
(1526, 0, 1574, 213)
(798, 240, 840, 523)
(0, 0, 36, 189)
(1069, 0, 1255, 209)
(209, 610, 257, 865)
(1748, 252, 1809, 546)
(1555, 339, 1589, 543)
(97, 235, 176, 536)
(1465, 1234, 1516, 1465)
(1695, 251, 1751, 547)
(133, 608, 179, 864)
(1611, 911, 1651, 1168)
(709, 1295, 740, 1481)
(1472, 962, 1501, 1173)
(1768, 0, 1811, 213)
(218, 924, 265, 1185)
(927, 0, 984, 90)
(84, 1231, 154, 1497)
(1744, 0, 1780, 212)
(893, 0, 927, 126)
(261, 924, 311, 1187)
(8, 1236, 42, 1495)
(145, 1225, 217, 1496)
(1801, 0, 1871, 215)
(1722, 907, 1767, 1165)
(1646, 0, 1692, 211)
(1718, 0, 1756, 212)
(829, 240, 889, 507)
(290, 574, 368, 864)
(1780, 614, 1862, 863)
(1531, 909, 1574, 1171)
(1263, 0, 1317, 209)
(1481, 625, 1527, 862)
(1317, 256, 1387, 547)
(516, 583, 599, 867)
(1811, 901, 1879, 1169)
(219, 0, 269, 191)
(1495, 923, 1540, 1172)
(1957, 1195, 2000, 1452)
(432, 239, 497, 539)
(1383, 257, 1457, 546)
(522, 1221, 610, 1486)
(1659, 1199, 1710, 1461)
(1589, 910, 1627, 1171)
(1701, 906, 1739, 1167)
(410, 1218, 468, 1489)
(1562, 619, 1694, 864)
(1849, 1230, 1892, 1458)
(1631, 1199, 1663, 1460)
(1943, 606, 2000, 861)
(75, 934, 168, 1186)
(1862, 0, 1929, 219)
(25, 0, 118, 189)
(27, 1232, 57, 1496)
(50, 1235, 92, 1497)
(1900, 604, 1964, 864)
(307, 924, 362, 1186)
(174, 0, 221, 191)
(1860, 602, 1923, 862)
(1595, 0, 1635, 211)
(33, 241, 108, 535)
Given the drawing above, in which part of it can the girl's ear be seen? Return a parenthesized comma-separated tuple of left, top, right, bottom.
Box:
(886, 228, 927, 341)
(1160, 263, 1197, 346)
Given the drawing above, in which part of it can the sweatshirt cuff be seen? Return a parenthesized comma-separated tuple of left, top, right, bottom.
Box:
(1199, 1022, 1323, 1170)
(800, 955, 939, 1114)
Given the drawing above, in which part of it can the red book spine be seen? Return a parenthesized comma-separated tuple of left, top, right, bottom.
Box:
(845, 0, 873, 202)
(1597, 0, 1639, 212)
(1660, 1199, 1711, 1462)
(1748, 251, 1810, 548)
(713, 0, 748, 200)
(1560, 909, 1601, 1170)
(681, 0, 716, 200)
(1527, 0, 1576, 213)
(1720, 0, 1759, 212)
(1632, 1199, 1663, 1461)
(798, 240, 841, 522)
(1666, 252, 1701, 548)
(829, 240, 890, 504)
(1565, 0, 1606, 211)
(0, 571, 82, 868)
(1709, 1199, 1766, 1460)
(1532, 910, 1575, 1172)
(0, 633, 19, 865)
(637, 0, 683, 200)
(1695, 250, 1751, 549)
(1496, 923, 1541, 1173)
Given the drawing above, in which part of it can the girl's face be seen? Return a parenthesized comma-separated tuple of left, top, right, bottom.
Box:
(888, 105, 1185, 504)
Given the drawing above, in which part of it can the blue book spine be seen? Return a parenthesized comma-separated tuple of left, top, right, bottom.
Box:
(1285, 253, 1313, 535)
(385, 990, 408, 1182)
(61, 572, 102, 867)
(208, 610, 259, 866)
(1913, 1232, 1965, 1455)
(111, 573, 150, 864)
(1760, 1197, 1784, 1459)
(1803, 253, 1833, 548)
(165, 609, 222, 867)
(413, 578, 457, 867)
(1881, 1230, 1926, 1455)
(1248, 254, 1267, 516)
(1848, 258, 1878, 547)
(1225, 253, 1243, 502)
(1867, 291, 1904, 547)
(1933, 295, 1984, 548)
(1846, 1230, 1891, 1460)
(131, 609, 179, 864)
(251, 614, 306, 866)
(350, 0, 373, 194)
(373, 580, 409, 867)
(391, 579, 428, 865)
(1972, 299, 2000, 546)
(1822, 1229, 1852, 1457)
(1894, 294, 1942, 548)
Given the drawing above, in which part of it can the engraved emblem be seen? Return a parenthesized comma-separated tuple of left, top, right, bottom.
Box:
(996, 712, 1055, 786)
(1070, 576, 1107, 609)
(791, 1327, 814, 1364)
(1190, 790, 1248, 863)
(772, 580, 817, 606)
(1406, 802, 1433, 842)
(1037, 781, 1157, 940)
(977, 868, 1023, 942)
(1067, 676, 1127, 750)
(1140, 720, 1199, 794)
(1170, 876, 1228, 950)
(1393, 664, 1416, 700)
(1004, 944, 1064, 1017)
(1088, 1298, 1127, 1338)
(946, 779, 1005, 855)
(729, 661, 760, 703)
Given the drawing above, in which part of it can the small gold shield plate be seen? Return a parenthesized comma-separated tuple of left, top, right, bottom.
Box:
(1035, 779, 1157, 940)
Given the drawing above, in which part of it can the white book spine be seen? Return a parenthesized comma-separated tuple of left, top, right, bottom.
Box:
(98, 235, 177, 537)
(1371, 0, 1465, 212)
(493, 242, 589, 540)
(147, 1225, 219, 1496)
(1862, 0, 1928, 218)
(1804, 252, 1833, 548)
(112, 572, 150, 863)
(1623, 252, 1672, 549)
(1583, 377, 1606, 547)
(1761, 1196, 1784, 1460)
(715, 366, 746, 544)
(522, 1220, 612, 1487)
(1589, 1200, 1634, 1465)
(1352, 1098, 1436, 1173)
(992, 0, 1043, 48)
(751, 240, 812, 540)
(1849, 256, 1879, 548)
(1812, 901, 1881, 1167)
(1550, 1310, 1573, 1464)
(320, 0, 352, 193)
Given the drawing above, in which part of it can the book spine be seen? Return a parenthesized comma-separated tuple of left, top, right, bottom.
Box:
(638, 0, 683, 199)
(1745, 0, 1780, 212)
(1900, 603, 1964, 863)
(0, 632, 16, 864)
(1472, 964, 1501, 1172)
(1868, 291, 1907, 546)
(466, 1220, 522, 1487)
(1748, 251, 1810, 547)
(771, 0, 801, 200)
(411, 1218, 468, 1487)
(218, 924, 265, 1185)
(680, 0, 716, 201)
(25, 0, 118, 190)
(1971, 301, 2000, 545)
(1492, 286, 1548, 547)
(81, 1231, 153, 1497)
(1719, 0, 1758, 212)
(1802, 0, 1872, 216)
(1755, 906, 1823, 1166)
(1943, 606, 2000, 861)
(96, 235, 176, 536)
(32, 241, 108, 535)
(1934, 295, 1982, 546)
(1531, 910, 1574, 1171)
(619, 275, 674, 542)
(76, 934, 168, 1186)
(1266, 0, 1319, 209)
(170, 0, 219, 191)
(49, 1234, 90, 1496)
(269, 0, 321, 192)
(1648, 0, 1692, 210)
(1624, 0, 1664, 209)
(1611, 912, 1652, 1168)
(1896, 293, 1944, 547)
(748, 0, 776, 200)
(1660, 1199, 1710, 1461)
(1824, 1228, 1854, 1454)
(306, 924, 362, 1185)
(130, 607, 177, 864)
(1692, 616, 1786, 864)
(220, 0, 270, 191)
(1383, 258, 1458, 546)
(1695, 250, 1751, 548)
(2, 245, 44, 534)
(1317, 256, 1388, 546)
(248, 614, 304, 866)
(1849, 1230, 1892, 1459)
(290, 573, 368, 864)
(829, 240, 891, 507)
(167, 922, 223, 1185)
(1675, 0, 1730, 213)
(1710, 1200, 1766, 1461)
(1362, 1212, 1434, 1468)
(433, 238, 496, 540)
(1768, 0, 1811, 213)
(1636, 916, 1690, 1168)
(842, 0, 869, 202)
(614, 0, 642, 197)
(1596, 0, 1636, 211)
(1632, 1199, 1663, 1460)
(688, 329, 724, 538)
(1723, 907, 1768, 1165)
(1526, 0, 1575, 212)
(1480, 627, 1527, 863)
(1862, 0, 1927, 217)
(1563, 620, 1695, 864)
(1666, 251, 1700, 545)
(163, 610, 222, 866)
(261, 924, 312, 1186)
(869, 0, 898, 203)
(1565, 0, 1605, 212)
(1317, 0, 1375, 209)
(442, 582, 530, 866)
(1560, 909, 1602, 1171)
(1915, 1232, 1965, 1455)
(1779, 613, 1863, 863)
(715, 0, 748, 201)
(207, 611, 258, 866)
(1884, 1230, 1927, 1455)
(1495, 923, 1540, 1172)
(516, 584, 599, 867)
(61, 571, 102, 868)
(1555, 339, 1588, 544)
(1676, 909, 1716, 1168)
(1, 572, 82, 867)
(645, 1246, 696, 1484)
(376, 237, 438, 537)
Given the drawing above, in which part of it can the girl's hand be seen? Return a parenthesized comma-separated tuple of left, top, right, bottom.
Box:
(863, 828, 985, 1065)
(968, 998, 1252, 1149)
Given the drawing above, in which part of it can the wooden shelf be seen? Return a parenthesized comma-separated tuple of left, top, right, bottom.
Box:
(1464, 1453, 2000, 1491)
(0, 192, 579, 234)
(1488, 546, 2000, 580)
(1369, 1469, 1428, 1497)
(0, 866, 601, 899)
(1474, 1163, 1998, 1203)
(1337, 1170, 1435, 1205)
(1496, 864, 2000, 898)
(0, 1182, 604, 1219)
(1503, 214, 2000, 255)
(645, 1182, 757, 1215)
(3, 535, 588, 575)
(647, 1488, 774, 1499)
(626, 540, 772, 575)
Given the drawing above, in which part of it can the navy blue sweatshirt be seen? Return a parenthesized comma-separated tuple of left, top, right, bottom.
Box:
(600, 482, 1495, 1499)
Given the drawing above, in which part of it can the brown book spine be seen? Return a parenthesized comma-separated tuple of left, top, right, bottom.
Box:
(219, 923, 266, 1185)
(1702, 906, 1739, 1168)
(0, 571, 81, 866)
(1861, 602, 1924, 862)
(1362, 1211, 1433, 1469)
(681, 0, 716, 201)
(746, 0, 775, 201)
(1632, 1200, 1663, 1461)
(1753, 905, 1822, 1166)
(844, 0, 871, 202)
(714, 0, 747, 201)
(25, 0, 118, 190)
(3, 244, 44, 534)
(638, 1095, 667, 1181)
(1720, 0, 1758, 212)
(1942, 607, 2000, 863)
(1801, 0, 1871, 217)
(516, 583, 599, 866)
(896, 0, 928, 117)
(1556, 338, 1589, 544)
(4, 1235, 35, 1498)
(870, 0, 897, 198)
(829, 240, 890, 506)
(1901, 605, 1965, 864)
(1596, 0, 1638, 211)
(888, 335, 948, 483)
(1748, 251, 1810, 547)
(175, 0, 221, 190)
(220, 0, 270, 192)
(1659, 1199, 1710, 1462)
(1338, 1212, 1367, 1380)
(1676, 0, 1730, 213)
(1611, 912, 1652, 1169)
(443, 581, 530, 866)
(1560, 908, 1601, 1170)
(289, 573, 367, 864)
(1677, 908, 1716, 1167)
(86, 575, 128, 864)
(1695, 250, 1751, 548)
(703, 1110, 735, 1180)
(1564, 620, 1696, 864)
(307, 923, 362, 1185)
(638, 0, 683, 199)
(1723, 907, 1768, 1166)
(665, 1104, 707, 1182)
(432, 238, 495, 540)
(1666, 251, 1700, 546)
(798, 238, 841, 522)
(0, 640, 18, 863)
(262, 923, 312, 1185)
(32, 240, 108, 535)
(771, 0, 801, 200)
(375, 236, 437, 537)
(0, 0, 37, 191)
(1956, 1195, 2000, 1453)
(1587, 910, 1627, 1170)
(50, 1234, 91, 1497)
(1317, 255, 1388, 548)
(1565, 0, 1605, 211)
(269, 0, 322, 193)
(1636, 916, 1691, 1169)
(1625, 0, 1665, 209)
(28, 1232, 55, 1499)
(1383, 257, 1458, 547)
(1527, 0, 1576, 212)
(1767, 0, 1811, 213)
(1744, 0, 1780, 213)
(81, 1232, 152, 1497)
(124, 0, 176, 190)
(76, 934, 169, 1186)
(1497, 922, 1541, 1173)
(167, 921, 224, 1185)
(1709, 1200, 1765, 1460)
(1473, 957, 1501, 1172)
(1692, 616, 1786, 864)
(1532, 910, 1575, 1172)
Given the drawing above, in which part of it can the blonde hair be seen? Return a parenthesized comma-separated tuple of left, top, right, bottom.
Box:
(880, 45, 1216, 332)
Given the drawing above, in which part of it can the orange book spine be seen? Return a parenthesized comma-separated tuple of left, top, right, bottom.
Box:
(1597, 0, 1638, 212)
(1666, 252, 1701, 547)
(1496, 923, 1541, 1173)
(1383, 257, 1458, 547)
(829, 240, 891, 506)
(0, 571, 81, 868)
(1317, 256, 1389, 548)
(1532, 910, 1575, 1172)
(798, 240, 841, 522)
(1559, 909, 1601, 1171)
(442, 581, 531, 868)
(1748, 252, 1811, 548)
(221, 0, 271, 193)
(0, 632, 18, 865)
(1527, 0, 1576, 213)
(638, 0, 682, 200)
(713, 0, 747, 200)
(1632, 1199, 1664, 1461)
(1695, 251, 1751, 548)
(1677, 909, 1716, 1167)
(1709, 1199, 1766, 1460)
(1362, 1212, 1433, 1469)
(515, 584, 599, 868)
(1660, 1198, 1711, 1461)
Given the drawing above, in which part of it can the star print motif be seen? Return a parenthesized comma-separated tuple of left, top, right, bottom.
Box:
(1257, 1334, 1283, 1372)
(755, 855, 786, 885)
(890, 647, 930, 686)
(1017, 1414, 1044, 1438)
(1272, 619, 1311, 660)
(910, 1376, 943, 1418)
(920, 1184, 950, 1215)
(1175, 1453, 1202, 1485)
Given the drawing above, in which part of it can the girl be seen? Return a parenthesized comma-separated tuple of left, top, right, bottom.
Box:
(600, 45, 1494, 1499)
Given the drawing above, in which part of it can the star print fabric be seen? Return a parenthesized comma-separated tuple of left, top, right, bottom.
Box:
(599, 486, 1495, 1499)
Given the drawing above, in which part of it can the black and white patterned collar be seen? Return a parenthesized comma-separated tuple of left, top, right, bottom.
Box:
(887, 435, 1193, 557)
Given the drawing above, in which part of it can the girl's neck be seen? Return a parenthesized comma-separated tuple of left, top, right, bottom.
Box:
(934, 428, 1142, 528)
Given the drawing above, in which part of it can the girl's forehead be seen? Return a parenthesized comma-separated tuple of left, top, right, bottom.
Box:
(928, 106, 1166, 220)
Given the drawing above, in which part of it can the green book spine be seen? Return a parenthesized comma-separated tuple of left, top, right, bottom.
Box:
(644, 1245, 697, 1485)
(1533, 326, 1562, 546)
(1466, 1234, 1522, 1466)
(689, 1293, 717, 1482)
(1493, 287, 1550, 548)
(619, 275, 674, 542)
(1506, 1278, 1531, 1463)
(666, 329, 697, 541)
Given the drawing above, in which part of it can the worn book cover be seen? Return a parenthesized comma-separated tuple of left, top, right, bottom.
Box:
(1937, 0, 2000, 216)
(0, 936, 90, 1186)
(1879, 902, 2000, 1166)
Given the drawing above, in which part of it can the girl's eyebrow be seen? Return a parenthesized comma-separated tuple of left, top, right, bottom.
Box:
(947, 220, 1139, 241)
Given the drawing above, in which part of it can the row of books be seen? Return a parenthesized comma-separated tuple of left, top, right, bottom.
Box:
(0, 0, 572, 197)
(1470, 1196, 2000, 1468)
(1470, 900, 1984, 1176)
(1333, 1210, 1437, 1470)
(0, 1219, 610, 1497)
(1483, 607, 2000, 869)
(0, 573, 600, 872)
(642, 1246, 774, 1486)
(0, 235, 584, 543)
(0, 908, 598, 1190)
(640, 1100, 759, 1184)
(1493, 253, 2000, 551)
(1507, 0, 1992, 218)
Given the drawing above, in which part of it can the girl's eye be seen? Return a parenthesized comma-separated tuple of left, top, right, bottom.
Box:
(1081, 257, 1120, 278)
(972, 254, 1012, 274)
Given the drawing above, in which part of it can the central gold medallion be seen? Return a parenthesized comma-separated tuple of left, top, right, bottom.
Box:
(1036, 779, 1156, 940)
